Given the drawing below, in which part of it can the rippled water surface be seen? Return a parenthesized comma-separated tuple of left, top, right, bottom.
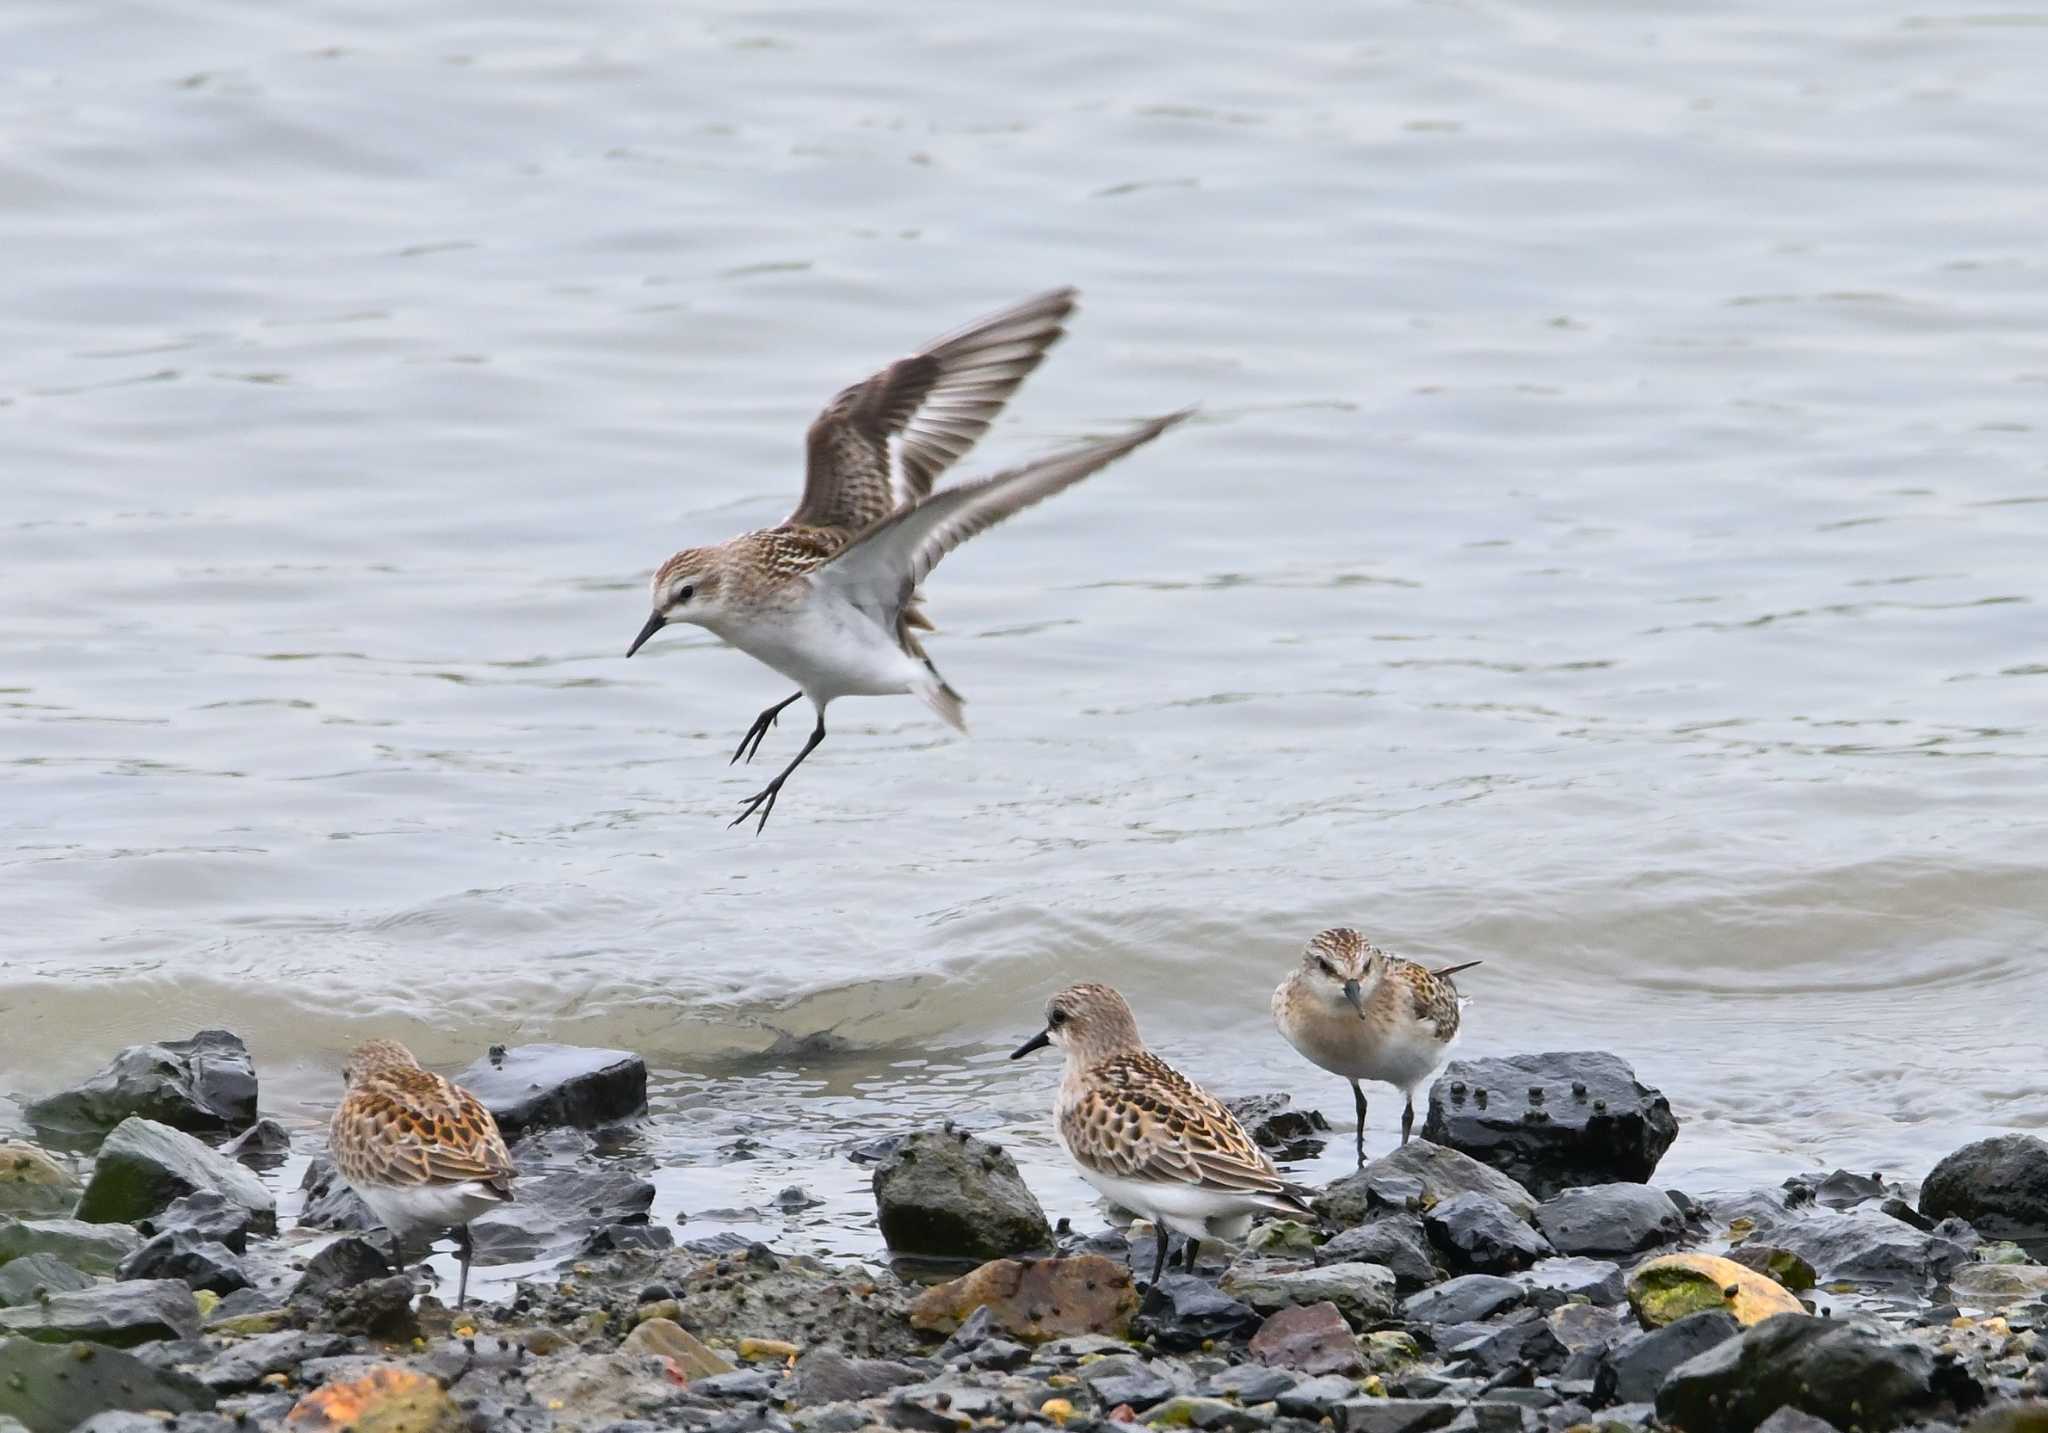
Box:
(5, 0, 2047, 1259)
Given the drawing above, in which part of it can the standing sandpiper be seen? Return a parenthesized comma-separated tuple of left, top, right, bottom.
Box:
(1272, 928, 1480, 1166)
(1013, 982, 1316, 1284)
(329, 1039, 516, 1307)
(625, 288, 1188, 831)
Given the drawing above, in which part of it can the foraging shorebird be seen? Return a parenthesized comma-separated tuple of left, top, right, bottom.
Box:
(329, 1040, 515, 1306)
(625, 287, 1188, 831)
(1272, 927, 1480, 1165)
(1013, 982, 1316, 1284)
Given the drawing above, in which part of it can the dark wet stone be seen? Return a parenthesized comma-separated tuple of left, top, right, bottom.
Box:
(1249, 1301, 1365, 1375)
(115, 1230, 249, 1294)
(24, 1031, 257, 1144)
(1726, 1242, 1818, 1292)
(1200, 1364, 1301, 1402)
(1403, 1273, 1526, 1328)
(1767, 1205, 1976, 1289)
(193, 1330, 351, 1392)
(1753, 1410, 1845, 1433)
(1425, 1192, 1553, 1274)
(773, 1185, 824, 1212)
(471, 1167, 656, 1261)
(294, 1156, 377, 1233)
(452, 1042, 648, 1137)
(934, 1303, 996, 1361)
(1513, 1256, 1624, 1309)
(1318, 1214, 1442, 1292)
(1549, 1300, 1629, 1361)
(0, 1216, 143, 1275)
(0, 1278, 201, 1347)
(1807, 1168, 1899, 1210)
(1923, 1136, 2048, 1246)
(696, 1368, 781, 1399)
(1596, 1309, 1741, 1404)
(308, 1271, 418, 1339)
(136, 1189, 258, 1254)
(786, 1348, 926, 1406)
(289, 1235, 393, 1305)
(870, 1126, 1051, 1261)
(1223, 1260, 1398, 1321)
(1224, 1093, 1332, 1161)
(1443, 1306, 1568, 1377)
(1656, 1313, 1982, 1432)
(0, 1338, 214, 1431)
(1136, 1272, 1260, 1352)
(72, 1118, 276, 1229)
(0, 1254, 97, 1309)
(1081, 1354, 1180, 1410)
(1533, 1183, 1683, 1256)
(206, 1286, 282, 1324)
(218, 1118, 292, 1170)
(1333, 1398, 1522, 1432)
(1317, 1140, 1538, 1227)
(1276, 1372, 1365, 1419)
(1421, 1051, 1679, 1199)
(584, 1221, 674, 1255)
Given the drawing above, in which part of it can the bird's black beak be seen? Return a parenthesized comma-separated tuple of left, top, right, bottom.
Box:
(1010, 1029, 1051, 1060)
(626, 611, 666, 658)
(1343, 978, 1366, 1019)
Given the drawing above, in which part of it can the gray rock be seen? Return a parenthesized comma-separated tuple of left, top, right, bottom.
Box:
(1444, 1306, 1568, 1377)
(1402, 1273, 1526, 1327)
(0, 1145, 78, 1218)
(290, 1235, 393, 1305)
(115, 1230, 249, 1294)
(696, 1368, 781, 1399)
(1224, 1093, 1331, 1161)
(1317, 1139, 1538, 1226)
(1199, 1364, 1301, 1401)
(1333, 1398, 1490, 1433)
(870, 1126, 1051, 1261)
(1548, 1300, 1629, 1358)
(470, 1166, 656, 1261)
(0, 1338, 213, 1432)
(219, 1118, 292, 1169)
(24, 1031, 257, 1143)
(1922, 1135, 2048, 1244)
(1082, 1355, 1180, 1410)
(0, 1217, 143, 1275)
(1318, 1215, 1442, 1292)
(0, 1278, 200, 1347)
(786, 1348, 925, 1406)
(1753, 1410, 1844, 1433)
(294, 1156, 377, 1232)
(1596, 1309, 1741, 1404)
(1223, 1260, 1398, 1322)
(193, 1330, 351, 1391)
(1806, 1168, 1899, 1210)
(0, 1254, 96, 1306)
(136, 1189, 257, 1253)
(72, 1118, 276, 1229)
(1767, 1205, 1976, 1289)
(1421, 1051, 1678, 1199)
(1656, 1313, 1980, 1432)
(1276, 1373, 1364, 1418)
(1247, 1300, 1364, 1375)
(305, 1272, 418, 1340)
(1533, 1183, 1682, 1256)
(1514, 1256, 1625, 1308)
(1425, 1192, 1553, 1274)
(452, 1042, 648, 1137)
(1136, 1272, 1260, 1352)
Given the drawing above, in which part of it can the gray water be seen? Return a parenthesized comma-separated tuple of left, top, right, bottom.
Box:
(5, 0, 2048, 1267)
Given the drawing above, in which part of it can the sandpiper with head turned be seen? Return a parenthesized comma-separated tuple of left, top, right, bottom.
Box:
(1012, 981, 1316, 1284)
(329, 1039, 516, 1306)
(1272, 927, 1480, 1166)
(626, 287, 1189, 831)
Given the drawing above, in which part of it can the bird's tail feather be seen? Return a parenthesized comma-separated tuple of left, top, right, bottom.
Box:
(920, 672, 967, 733)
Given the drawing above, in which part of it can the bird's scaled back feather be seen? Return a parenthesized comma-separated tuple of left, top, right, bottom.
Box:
(331, 1068, 515, 1193)
(791, 288, 1079, 532)
(816, 410, 1191, 620)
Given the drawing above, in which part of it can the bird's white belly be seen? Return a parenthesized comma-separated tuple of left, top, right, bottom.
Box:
(357, 1181, 505, 1240)
(716, 595, 924, 704)
(1065, 1146, 1265, 1240)
(1281, 1010, 1455, 1092)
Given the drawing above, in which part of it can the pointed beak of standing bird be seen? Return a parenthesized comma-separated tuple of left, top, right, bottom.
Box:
(1010, 1029, 1051, 1060)
(626, 611, 667, 658)
(1342, 978, 1367, 1019)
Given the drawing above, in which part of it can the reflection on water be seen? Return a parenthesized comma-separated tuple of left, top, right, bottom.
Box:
(4, 0, 2048, 1258)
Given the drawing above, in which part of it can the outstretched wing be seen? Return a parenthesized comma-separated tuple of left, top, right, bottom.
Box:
(790, 288, 1078, 532)
(813, 411, 1190, 623)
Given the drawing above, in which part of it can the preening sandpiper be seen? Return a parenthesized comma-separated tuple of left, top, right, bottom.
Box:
(329, 1039, 516, 1307)
(1272, 927, 1480, 1165)
(1012, 982, 1316, 1283)
(625, 288, 1189, 830)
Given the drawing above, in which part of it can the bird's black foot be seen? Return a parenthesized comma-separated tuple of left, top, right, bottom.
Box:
(731, 778, 788, 833)
(732, 692, 802, 766)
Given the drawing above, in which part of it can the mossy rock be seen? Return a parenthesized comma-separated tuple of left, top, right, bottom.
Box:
(1247, 1219, 1319, 1256)
(1725, 1242, 1817, 1292)
(1626, 1251, 1803, 1329)
(0, 1146, 78, 1218)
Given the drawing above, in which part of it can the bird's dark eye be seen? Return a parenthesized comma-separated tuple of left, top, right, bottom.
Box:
(677, 585, 695, 603)
(1049, 1008, 1068, 1027)
(1317, 959, 1338, 978)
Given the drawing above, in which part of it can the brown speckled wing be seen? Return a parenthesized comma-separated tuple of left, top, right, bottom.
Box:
(331, 1069, 514, 1193)
(1064, 1052, 1305, 1201)
(1402, 965, 1464, 1042)
(790, 289, 1076, 532)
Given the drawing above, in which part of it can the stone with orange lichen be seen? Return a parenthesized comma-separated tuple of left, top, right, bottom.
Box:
(285, 1366, 461, 1433)
(908, 1254, 1136, 1343)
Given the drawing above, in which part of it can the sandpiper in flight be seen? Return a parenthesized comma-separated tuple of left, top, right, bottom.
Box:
(329, 1039, 516, 1306)
(1272, 927, 1480, 1165)
(1013, 982, 1316, 1284)
(625, 288, 1188, 830)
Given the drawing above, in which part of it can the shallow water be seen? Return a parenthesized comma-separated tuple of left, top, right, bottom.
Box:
(4, 0, 2047, 1277)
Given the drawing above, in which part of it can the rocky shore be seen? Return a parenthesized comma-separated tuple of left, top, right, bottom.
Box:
(5, 1035, 2048, 1433)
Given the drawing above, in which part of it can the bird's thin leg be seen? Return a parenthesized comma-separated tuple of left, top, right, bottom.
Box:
(1401, 1093, 1416, 1146)
(1148, 1228, 1169, 1286)
(455, 1224, 474, 1308)
(731, 712, 825, 833)
(1180, 1235, 1201, 1272)
(1352, 1080, 1369, 1168)
(731, 691, 803, 766)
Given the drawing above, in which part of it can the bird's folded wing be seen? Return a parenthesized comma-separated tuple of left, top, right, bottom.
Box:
(814, 411, 1190, 619)
(341, 1084, 516, 1189)
(791, 288, 1078, 532)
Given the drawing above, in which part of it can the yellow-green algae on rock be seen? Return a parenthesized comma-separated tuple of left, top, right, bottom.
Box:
(1627, 1251, 1804, 1329)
